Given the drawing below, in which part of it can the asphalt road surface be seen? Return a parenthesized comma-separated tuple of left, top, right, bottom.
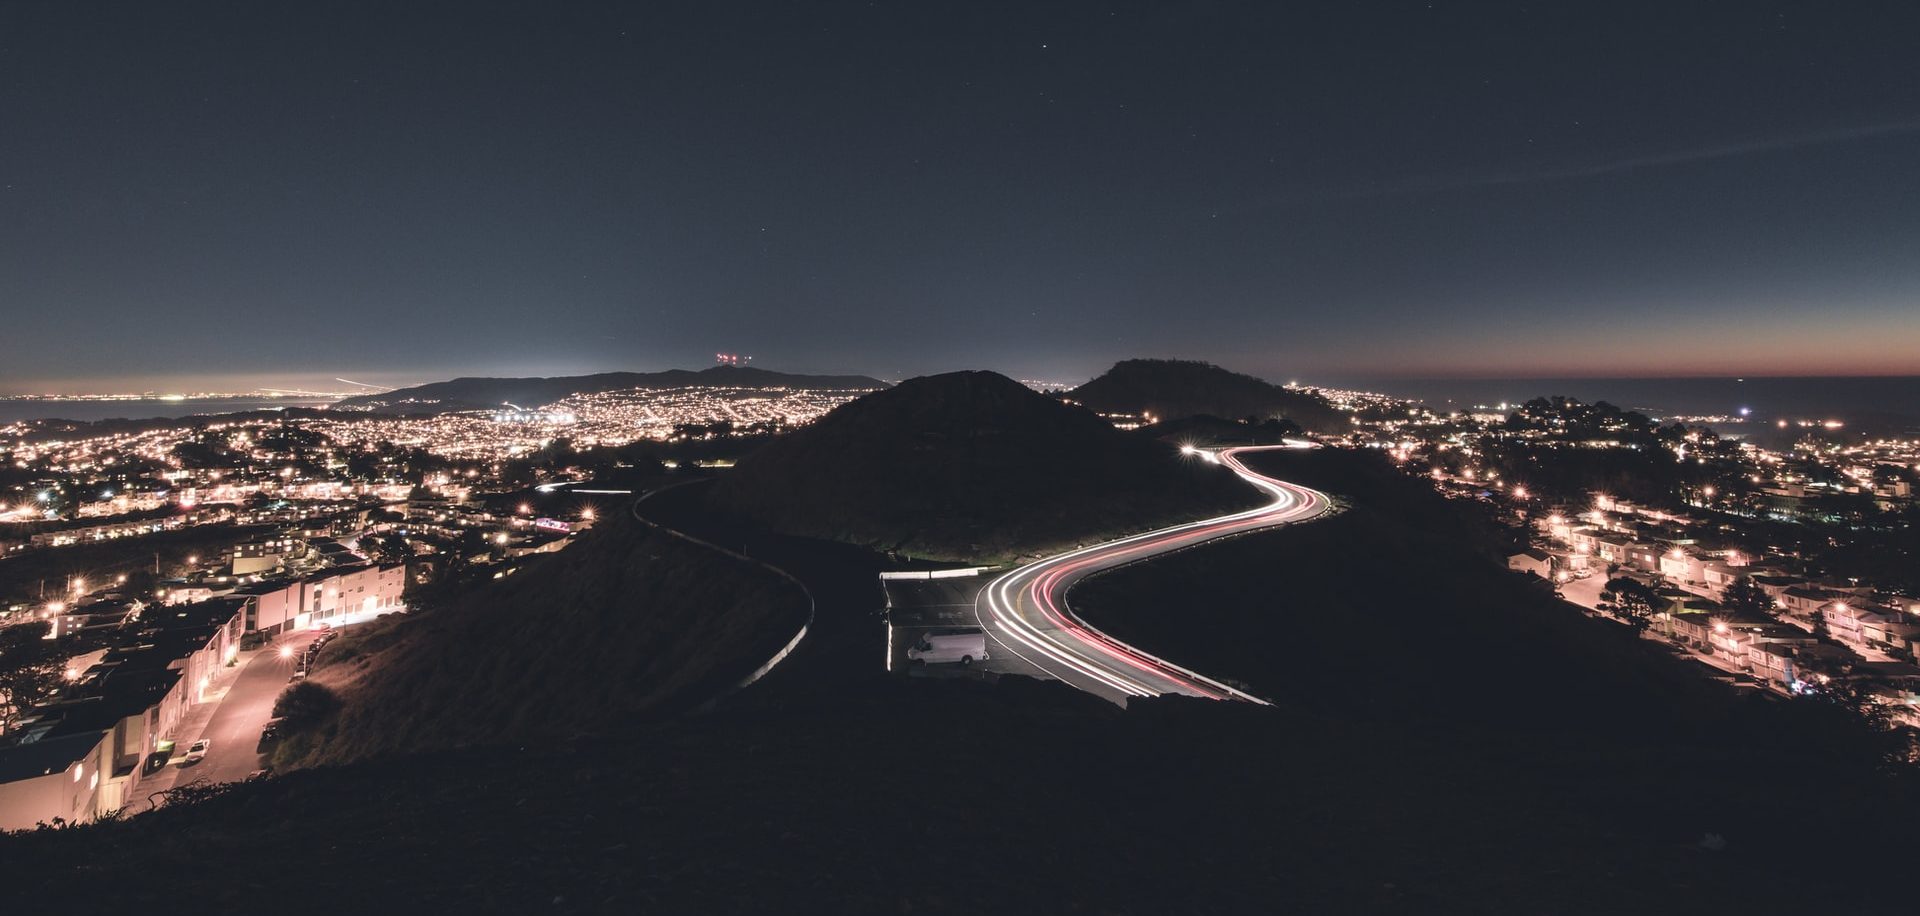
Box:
(160, 634, 315, 792)
(974, 445, 1331, 705)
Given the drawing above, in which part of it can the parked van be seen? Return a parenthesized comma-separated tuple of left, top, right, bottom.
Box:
(908, 627, 989, 666)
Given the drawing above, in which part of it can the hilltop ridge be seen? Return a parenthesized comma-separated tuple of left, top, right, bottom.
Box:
(706, 370, 1257, 561)
(336, 366, 887, 414)
(1070, 359, 1346, 432)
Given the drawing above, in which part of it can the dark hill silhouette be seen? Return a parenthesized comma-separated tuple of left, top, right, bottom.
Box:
(1069, 359, 1345, 432)
(6, 669, 1915, 913)
(336, 366, 886, 414)
(268, 508, 810, 767)
(706, 370, 1258, 561)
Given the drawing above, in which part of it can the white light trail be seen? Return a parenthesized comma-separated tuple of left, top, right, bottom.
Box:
(974, 445, 1331, 703)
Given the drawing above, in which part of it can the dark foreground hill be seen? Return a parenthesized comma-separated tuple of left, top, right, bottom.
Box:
(4, 674, 1916, 914)
(705, 370, 1258, 561)
(1069, 358, 1347, 431)
(336, 366, 886, 414)
(269, 508, 809, 767)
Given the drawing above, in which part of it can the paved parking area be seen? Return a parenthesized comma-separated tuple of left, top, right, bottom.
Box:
(881, 576, 1052, 683)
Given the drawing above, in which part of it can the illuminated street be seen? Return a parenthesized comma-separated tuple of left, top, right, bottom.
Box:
(138, 632, 319, 801)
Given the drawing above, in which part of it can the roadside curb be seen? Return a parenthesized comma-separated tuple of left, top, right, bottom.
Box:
(630, 482, 816, 708)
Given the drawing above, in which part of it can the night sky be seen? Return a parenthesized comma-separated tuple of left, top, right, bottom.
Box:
(5, 1, 1919, 392)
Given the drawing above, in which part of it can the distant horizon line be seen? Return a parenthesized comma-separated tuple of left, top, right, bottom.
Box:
(6, 367, 1920, 400)
(1305, 371, 1920, 382)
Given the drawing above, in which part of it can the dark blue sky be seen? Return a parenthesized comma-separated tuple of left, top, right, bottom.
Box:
(4, 1, 1919, 392)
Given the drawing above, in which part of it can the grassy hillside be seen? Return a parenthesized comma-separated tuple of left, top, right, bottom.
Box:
(273, 509, 809, 767)
(706, 370, 1258, 562)
(1069, 358, 1347, 432)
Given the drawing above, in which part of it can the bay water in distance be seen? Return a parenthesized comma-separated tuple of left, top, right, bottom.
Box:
(1315, 376, 1920, 441)
(0, 397, 338, 424)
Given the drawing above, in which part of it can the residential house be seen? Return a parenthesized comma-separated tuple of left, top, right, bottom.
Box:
(1507, 549, 1553, 579)
(1823, 600, 1891, 650)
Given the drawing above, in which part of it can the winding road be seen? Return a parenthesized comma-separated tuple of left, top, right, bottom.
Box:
(974, 445, 1332, 704)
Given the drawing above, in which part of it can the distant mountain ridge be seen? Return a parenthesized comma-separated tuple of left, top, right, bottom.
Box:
(1069, 359, 1346, 432)
(336, 366, 887, 414)
(707, 369, 1257, 561)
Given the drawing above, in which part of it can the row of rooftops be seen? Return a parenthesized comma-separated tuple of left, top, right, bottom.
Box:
(0, 599, 239, 781)
(227, 562, 393, 598)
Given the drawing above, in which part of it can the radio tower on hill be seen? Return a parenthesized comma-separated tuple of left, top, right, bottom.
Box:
(715, 352, 753, 367)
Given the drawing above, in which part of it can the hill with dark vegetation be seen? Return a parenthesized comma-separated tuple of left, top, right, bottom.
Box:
(1069, 358, 1347, 432)
(5, 672, 1918, 914)
(268, 509, 809, 768)
(704, 370, 1259, 561)
(335, 366, 887, 414)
